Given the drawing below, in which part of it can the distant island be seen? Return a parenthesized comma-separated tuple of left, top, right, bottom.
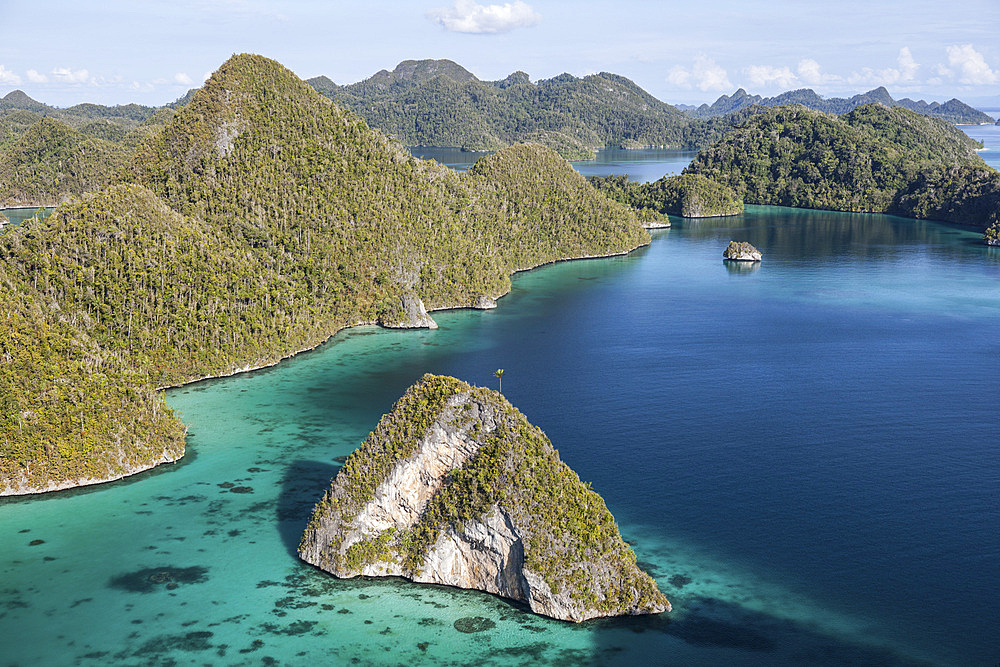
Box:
(678, 86, 994, 125)
(0, 54, 649, 496)
(299, 374, 670, 622)
(301, 60, 993, 159)
(684, 104, 1000, 232)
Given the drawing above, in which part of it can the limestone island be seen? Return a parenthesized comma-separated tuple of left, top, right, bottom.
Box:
(299, 374, 670, 622)
(723, 240, 762, 261)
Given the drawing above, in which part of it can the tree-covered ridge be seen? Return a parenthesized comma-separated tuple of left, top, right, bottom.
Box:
(590, 173, 743, 218)
(1, 54, 648, 494)
(309, 59, 709, 159)
(685, 104, 999, 226)
(0, 117, 132, 207)
(0, 241, 184, 494)
(0, 89, 159, 130)
(686, 86, 994, 125)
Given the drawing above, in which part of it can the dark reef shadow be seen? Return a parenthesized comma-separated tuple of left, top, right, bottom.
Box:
(590, 595, 929, 666)
(277, 460, 340, 558)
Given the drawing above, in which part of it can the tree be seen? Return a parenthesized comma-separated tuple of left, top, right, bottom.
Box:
(493, 368, 505, 393)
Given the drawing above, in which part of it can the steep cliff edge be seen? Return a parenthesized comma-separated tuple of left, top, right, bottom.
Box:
(299, 374, 669, 622)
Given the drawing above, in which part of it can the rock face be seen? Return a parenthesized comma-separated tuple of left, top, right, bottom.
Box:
(299, 374, 669, 622)
(723, 240, 762, 261)
(378, 292, 438, 329)
(471, 294, 497, 309)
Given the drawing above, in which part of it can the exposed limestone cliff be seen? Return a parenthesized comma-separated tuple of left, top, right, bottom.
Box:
(377, 292, 438, 329)
(723, 240, 762, 261)
(299, 374, 669, 622)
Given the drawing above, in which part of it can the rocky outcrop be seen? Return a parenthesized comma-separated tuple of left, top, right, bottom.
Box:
(984, 222, 1000, 246)
(723, 240, 762, 261)
(471, 294, 497, 309)
(378, 292, 438, 329)
(299, 374, 669, 622)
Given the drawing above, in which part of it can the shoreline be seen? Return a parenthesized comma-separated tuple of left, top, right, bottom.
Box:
(3, 235, 653, 497)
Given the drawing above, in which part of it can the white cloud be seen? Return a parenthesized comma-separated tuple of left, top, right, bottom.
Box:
(797, 59, 841, 86)
(666, 65, 691, 87)
(746, 65, 797, 89)
(427, 0, 540, 34)
(0, 64, 22, 85)
(26, 69, 48, 83)
(897, 47, 919, 81)
(945, 44, 998, 85)
(174, 72, 194, 85)
(667, 57, 732, 92)
(692, 57, 732, 91)
(52, 67, 91, 84)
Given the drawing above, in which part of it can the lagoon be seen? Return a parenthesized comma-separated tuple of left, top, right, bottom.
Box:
(1, 147, 999, 666)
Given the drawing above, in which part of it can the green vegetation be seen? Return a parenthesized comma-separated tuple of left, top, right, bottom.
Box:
(686, 104, 999, 229)
(590, 173, 743, 218)
(723, 241, 761, 260)
(1, 54, 647, 494)
(304, 374, 667, 616)
(0, 117, 132, 207)
(985, 221, 1000, 245)
(0, 255, 184, 492)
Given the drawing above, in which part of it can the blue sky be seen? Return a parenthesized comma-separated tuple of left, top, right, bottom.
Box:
(1, 0, 998, 108)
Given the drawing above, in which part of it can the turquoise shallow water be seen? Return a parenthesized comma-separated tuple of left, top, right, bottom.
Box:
(2, 204, 998, 666)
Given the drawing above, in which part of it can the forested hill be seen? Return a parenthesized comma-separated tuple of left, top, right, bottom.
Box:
(305, 59, 712, 159)
(0, 89, 159, 129)
(0, 117, 129, 207)
(684, 86, 993, 125)
(685, 104, 1000, 229)
(1, 53, 649, 495)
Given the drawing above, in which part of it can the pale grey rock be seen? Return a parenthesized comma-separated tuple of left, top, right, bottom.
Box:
(379, 292, 438, 329)
(723, 240, 762, 261)
(472, 294, 497, 309)
(298, 377, 670, 622)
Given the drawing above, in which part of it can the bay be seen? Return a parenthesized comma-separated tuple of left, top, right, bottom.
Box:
(2, 149, 999, 666)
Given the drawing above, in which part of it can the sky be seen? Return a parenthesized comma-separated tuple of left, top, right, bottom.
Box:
(0, 0, 998, 109)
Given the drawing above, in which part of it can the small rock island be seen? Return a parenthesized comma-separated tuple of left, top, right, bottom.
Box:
(723, 240, 762, 261)
(299, 374, 669, 622)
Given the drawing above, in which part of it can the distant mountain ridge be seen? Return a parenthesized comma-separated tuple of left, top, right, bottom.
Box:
(685, 86, 993, 125)
(304, 58, 712, 158)
(0, 89, 158, 128)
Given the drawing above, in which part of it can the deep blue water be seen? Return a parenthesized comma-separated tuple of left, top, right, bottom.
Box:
(1, 147, 999, 666)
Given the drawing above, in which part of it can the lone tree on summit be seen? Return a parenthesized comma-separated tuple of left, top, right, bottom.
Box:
(493, 368, 505, 392)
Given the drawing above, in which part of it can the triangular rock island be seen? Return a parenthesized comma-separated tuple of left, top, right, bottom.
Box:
(299, 374, 669, 622)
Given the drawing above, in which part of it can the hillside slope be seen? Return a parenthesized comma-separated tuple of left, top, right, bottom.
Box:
(1, 54, 648, 495)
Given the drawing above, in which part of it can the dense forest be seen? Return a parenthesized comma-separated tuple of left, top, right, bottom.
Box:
(0, 54, 648, 495)
(685, 104, 1000, 229)
(0, 95, 175, 207)
(306, 59, 730, 159)
(683, 86, 994, 125)
(589, 173, 743, 218)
